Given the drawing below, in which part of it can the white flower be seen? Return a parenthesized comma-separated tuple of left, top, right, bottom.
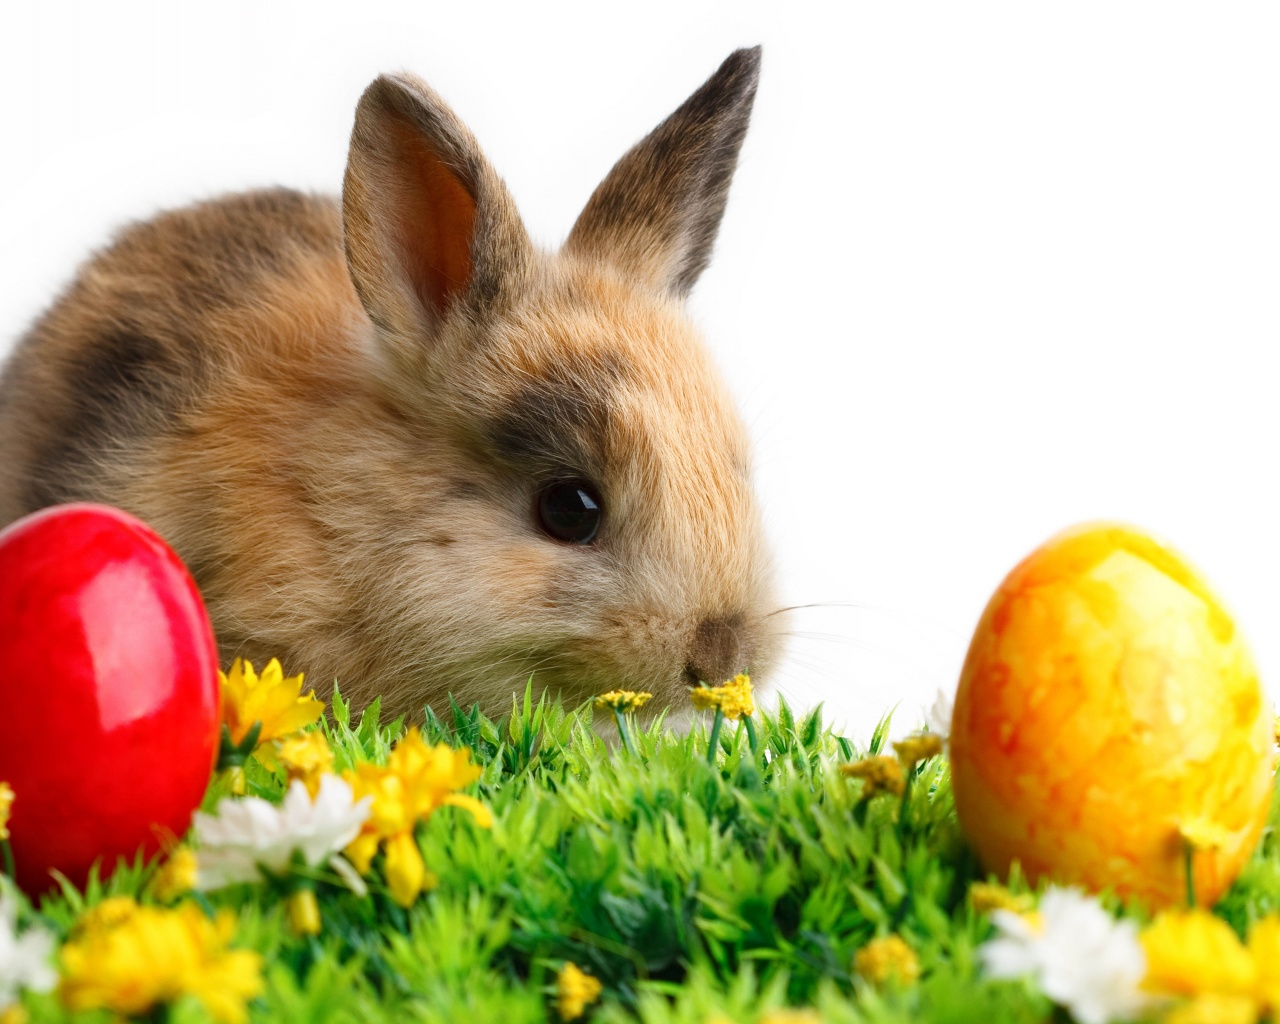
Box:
(0, 889, 56, 1010)
(979, 887, 1149, 1024)
(925, 687, 954, 739)
(194, 774, 370, 890)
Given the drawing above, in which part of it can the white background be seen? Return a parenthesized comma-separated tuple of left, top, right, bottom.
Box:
(2, 2, 1278, 741)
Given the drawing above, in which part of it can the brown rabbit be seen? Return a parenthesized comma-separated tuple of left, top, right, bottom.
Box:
(0, 48, 782, 719)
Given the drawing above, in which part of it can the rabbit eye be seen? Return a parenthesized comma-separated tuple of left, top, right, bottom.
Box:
(536, 479, 603, 545)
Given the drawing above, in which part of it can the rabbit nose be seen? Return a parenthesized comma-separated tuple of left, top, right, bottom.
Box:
(684, 616, 751, 686)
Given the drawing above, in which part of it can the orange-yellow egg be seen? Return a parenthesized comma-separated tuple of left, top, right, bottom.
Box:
(950, 523, 1274, 909)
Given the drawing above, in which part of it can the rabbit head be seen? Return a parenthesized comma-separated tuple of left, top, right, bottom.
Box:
(334, 48, 783, 714)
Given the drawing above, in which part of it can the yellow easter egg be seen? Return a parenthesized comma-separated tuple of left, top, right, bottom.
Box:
(950, 523, 1273, 909)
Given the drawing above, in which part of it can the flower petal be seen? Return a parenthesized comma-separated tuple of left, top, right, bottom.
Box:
(443, 793, 494, 829)
(384, 832, 426, 908)
(344, 833, 380, 876)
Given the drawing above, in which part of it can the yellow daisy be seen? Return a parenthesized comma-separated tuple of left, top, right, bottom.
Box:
(149, 848, 198, 903)
(892, 733, 944, 768)
(854, 934, 920, 987)
(277, 730, 335, 798)
(839, 756, 905, 798)
(1140, 908, 1258, 1008)
(343, 729, 492, 907)
(593, 690, 654, 713)
(60, 901, 262, 1024)
(556, 962, 602, 1020)
(689, 674, 755, 720)
(220, 658, 324, 748)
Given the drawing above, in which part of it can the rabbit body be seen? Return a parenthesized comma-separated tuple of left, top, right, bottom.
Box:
(0, 50, 781, 718)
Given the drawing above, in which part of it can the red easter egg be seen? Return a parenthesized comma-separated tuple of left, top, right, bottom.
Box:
(0, 503, 219, 894)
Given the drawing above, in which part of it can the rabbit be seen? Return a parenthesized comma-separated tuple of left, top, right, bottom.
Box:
(0, 47, 783, 720)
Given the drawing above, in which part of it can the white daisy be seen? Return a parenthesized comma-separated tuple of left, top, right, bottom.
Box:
(194, 774, 370, 891)
(0, 888, 56, 1010)
(980, 887, 1148, 1024)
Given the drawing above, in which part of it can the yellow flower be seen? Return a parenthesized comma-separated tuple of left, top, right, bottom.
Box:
(690, 689, 717, 712)
(557, 962, 602, 1021)
(343, 729, 491, 907)
(285, 889, 321, 937)
(0, 781, 12, 841)
(74, 896, 141, 934)
(1248, 914, 1280, 1012)
(344, 831, 381, 878)
(0, 1005, 28, 1024)
(689, 674, 755, 720)
(853, 934, 920, 987)
(383, 830, 436, 909)
(594, 690, 654, 713)
(1140, 909, 1257, 1000)
(220, 658, 324, 747)
(150, 848, 198, 902)
(839, 755, 905, 798)
(60, 902, 263, 1024)
(892, 733, 944, 767)
(277, 730, 335, 798)
(968, 881, 1034, 915)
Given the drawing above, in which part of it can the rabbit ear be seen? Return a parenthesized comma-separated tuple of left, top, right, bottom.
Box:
(564, 47, 761, 299)
(343, 73, 531, 348)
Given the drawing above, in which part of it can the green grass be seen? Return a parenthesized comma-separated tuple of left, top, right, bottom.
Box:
(9, 687, 1280, 1023)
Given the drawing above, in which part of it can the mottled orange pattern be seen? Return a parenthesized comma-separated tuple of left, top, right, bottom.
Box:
(951, 523, 1274, 909)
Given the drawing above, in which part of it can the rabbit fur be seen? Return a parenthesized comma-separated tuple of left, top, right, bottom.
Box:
(0, 48, 783, 719)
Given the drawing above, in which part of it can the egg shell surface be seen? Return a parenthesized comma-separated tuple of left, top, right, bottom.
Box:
(950, 522, 1273, 909)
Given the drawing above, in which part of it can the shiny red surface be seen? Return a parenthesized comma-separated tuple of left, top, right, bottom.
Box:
(0, 503, 220, 894)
